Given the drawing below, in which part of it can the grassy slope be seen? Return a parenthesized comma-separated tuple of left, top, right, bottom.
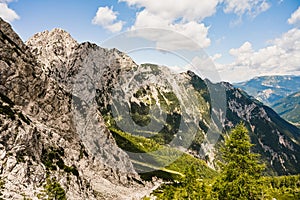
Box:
(109, 127, 216, 181)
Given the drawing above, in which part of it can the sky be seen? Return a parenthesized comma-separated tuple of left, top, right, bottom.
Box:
(1, 0, 300, 83)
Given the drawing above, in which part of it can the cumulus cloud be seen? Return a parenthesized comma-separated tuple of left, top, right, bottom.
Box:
(288, 6, 300, 25)
(120, 0, 219, 21)
(219, 28, 300, 82)
(0, 1, 19, 22)
(132, 10, 211, 50)
(119, 0, 270, 50)
(92, 6, 124, 33)
(229, 41, 253, 56)
(119, 0, 219, 50)
(223, 0, 270, 18)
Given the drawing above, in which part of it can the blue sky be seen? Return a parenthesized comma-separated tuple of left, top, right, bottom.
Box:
(1, 0, 300, 82)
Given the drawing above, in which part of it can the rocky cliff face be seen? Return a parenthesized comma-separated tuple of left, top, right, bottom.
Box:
(0, 18, 151, 200)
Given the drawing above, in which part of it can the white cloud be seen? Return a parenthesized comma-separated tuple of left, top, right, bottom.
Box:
(288, 6, 300, 25)
(120, 0, 219, 22)
(120, 0, 270, 50)
(229, 41, 253, 56)
(0, 2, 19, 22)
(219, 28, 300, 82)
(119, 0, 218, 50)
(211, 53, 222, 61)
(223, 0, 270, 18)
(131, 15, 211, 50)
(92, 6, 124, 33)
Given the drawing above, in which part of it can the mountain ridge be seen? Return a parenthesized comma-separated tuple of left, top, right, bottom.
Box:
(1, 18, 300, 199)
(234, 75, 300, 106)
(12, 21, 298, 174)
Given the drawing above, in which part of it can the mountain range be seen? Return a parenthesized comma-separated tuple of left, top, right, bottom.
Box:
(235, 76, 300, 128)
(234, 75, 300, 106)
(1, 18, 300, 199)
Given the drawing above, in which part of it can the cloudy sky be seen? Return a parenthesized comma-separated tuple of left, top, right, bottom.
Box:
(1, 0, 300, 82)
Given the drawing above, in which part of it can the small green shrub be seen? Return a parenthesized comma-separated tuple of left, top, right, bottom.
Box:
(41, 147, 79, 176)
(44, 177, 66, 200)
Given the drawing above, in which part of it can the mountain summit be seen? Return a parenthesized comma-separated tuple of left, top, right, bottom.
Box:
(26, 28, 78, 75)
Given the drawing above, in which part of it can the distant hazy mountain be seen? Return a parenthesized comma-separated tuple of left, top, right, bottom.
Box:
(272, 91, 300, 128)
(234, 75, 300, 106)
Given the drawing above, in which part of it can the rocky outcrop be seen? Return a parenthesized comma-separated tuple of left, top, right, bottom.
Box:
(0, 18, 151, 199)
(26, 28, 78, 90)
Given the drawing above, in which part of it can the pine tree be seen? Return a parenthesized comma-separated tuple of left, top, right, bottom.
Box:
(212, 123, 265, 200)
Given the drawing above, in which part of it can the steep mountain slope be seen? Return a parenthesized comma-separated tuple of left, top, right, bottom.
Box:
(99, 67, 300, 175)
(272, 91, 300, 128)
(221, 83, 300, 175)
(0, 18, 151, 200)
(25, 27, 300, 177)
(235, 75, 300, 106)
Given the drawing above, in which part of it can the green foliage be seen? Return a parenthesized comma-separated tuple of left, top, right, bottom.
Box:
(109, 125, 217, 199)
(63, 165, 79, 177)
(109, 126, 215, 184)
(152, 165, 215, 200)
(189, 70, 211, 103)
(109, 127, 160, 153)
(144, 122, 300, 200)
(212, 123, 265, 200)
(44, 177, 66, 200)
(259, 175, 300, 199)
(167, 153, 216, 180)
(41, 147, 63, 171)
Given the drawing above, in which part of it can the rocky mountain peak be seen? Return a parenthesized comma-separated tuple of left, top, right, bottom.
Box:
(26, 28, 78, 75)
(26, 28, 78, 51)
